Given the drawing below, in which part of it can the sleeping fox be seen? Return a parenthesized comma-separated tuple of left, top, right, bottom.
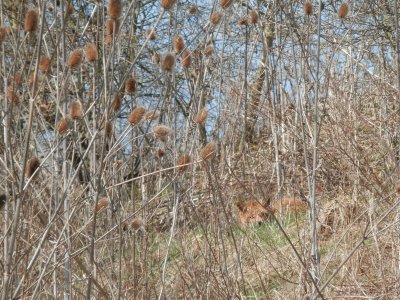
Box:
(236, 198, 308, 225)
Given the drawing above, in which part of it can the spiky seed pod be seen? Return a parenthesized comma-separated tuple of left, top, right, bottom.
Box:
(105, 121, 113, 138)
(131, 218, 144, 230)
(0, 27, 7, 43)
(156, 148, 165, 158)
(9, 72, 22, 86)
(338, 3, 349, 19)
(153, 125, 171, 142)
(125, 77, 137, 95)
(189, 5, 198, 14)
(128, 106, 145, 125)
(304, 2, 313, 15)
(106, 18, 120, 42)
(25, 9, 39, 32)
(66, 4, 73, 17)
(220, 0, 233, 9)
(238, 17, 247, 26)
(112, 92, 122, 112)
(204, 45, 214, 56)
(85, 43, 98, 62)
(70, 101, 83, 119)
(7, 87, 19, 104)
(210, 11, 223, 25)
(108, 0, 121, 19)
(200, 142, 216, 160)
(57, 117, 70, 134)
(147, 28, 156, 40)
(67, 49, 83, 69)
(248, 10, 258, 24)
(145, 110, 160, 121)
(181, 50, 191, 68)
(152, 52, 161, 64)
(96, 197, 110, 212)
(194, 108, 208, 125)
(39, 56, 51, 73)
(161, 52, 175, 71)
(177, 154, 191, 172)
(173, 35, 185, 53)
(25, 157, 40, 178)
(161, 0, 175, 10)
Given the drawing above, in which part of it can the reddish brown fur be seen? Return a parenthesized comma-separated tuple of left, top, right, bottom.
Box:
(237, 198, 308, 225)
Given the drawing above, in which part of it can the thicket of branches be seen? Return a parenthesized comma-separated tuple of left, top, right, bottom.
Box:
(1, 0, 400, 299)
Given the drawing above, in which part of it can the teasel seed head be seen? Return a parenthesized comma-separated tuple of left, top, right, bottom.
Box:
(131, 218, 144, 230)
(194, 108, 208, 125)
(147, 28, 156, 40)
(204, 45, 214, 56)
(67, 48, 83, 69)
(105, 121, 113, 138)
(96, 197, 110, 213)
(128, 106, 146, 125)
(25, 157, 40, 178)
(181, 49, 191, 68)
(108, 0, 121, 19)
(210, 11, 223, 25)
(125, 77, 137, 95)
(338, 3, 349, 19)
(145, 110, 160, 121)
(25, 9, 39, 32)
(220, 0, 233, 9)
(177, 154, 191, 172)
(39, 56, 51, 73)
(153, 125, 171, 142)
(161, 52, 175, 71)
(112, 92, 122, 112)
(189, 5, 198, 14)
(85, 43, 98, 62)
(304, 2, 313, 15)
(248, 10, 258, 24)
(70, 100, 83, 120)
(200, 142, 216, 160)
(173, 35, 185, 53)
(7, 87, 19, 104)
(57, 117, 71, 134)
(161, 0, 176, 10)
